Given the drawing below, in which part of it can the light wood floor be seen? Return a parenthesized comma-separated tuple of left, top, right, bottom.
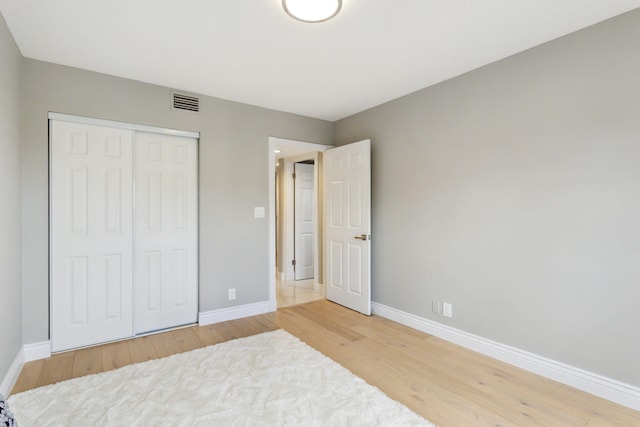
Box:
(12, 300, 640, 426)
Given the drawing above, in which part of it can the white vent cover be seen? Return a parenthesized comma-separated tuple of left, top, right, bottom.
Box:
(173, 93, 199, 112)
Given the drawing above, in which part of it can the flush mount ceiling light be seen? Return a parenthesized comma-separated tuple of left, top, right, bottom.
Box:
(282, 0, 342, 23)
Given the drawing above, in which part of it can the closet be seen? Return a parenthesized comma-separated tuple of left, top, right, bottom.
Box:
(49, 115, 198, 352)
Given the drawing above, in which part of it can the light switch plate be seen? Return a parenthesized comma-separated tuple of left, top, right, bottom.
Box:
(254, 207, 265, 218)
(443, 302, 453, 318)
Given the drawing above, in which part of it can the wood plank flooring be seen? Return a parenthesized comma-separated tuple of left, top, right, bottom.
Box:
(11, 300, 640, 426)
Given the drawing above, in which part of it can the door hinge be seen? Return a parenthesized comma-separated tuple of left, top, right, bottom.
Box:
(292, 259, 296, 266)
(292, 172, 296, 179)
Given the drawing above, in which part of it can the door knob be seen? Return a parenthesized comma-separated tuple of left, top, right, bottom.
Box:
(354, 234, 371, 241)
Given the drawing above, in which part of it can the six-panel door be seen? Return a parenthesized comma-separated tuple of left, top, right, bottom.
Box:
(324, 140, 372, 315)
(294, 162, 315, 280)
(134, 132, 198, 334)
(50, 121, 135, 352)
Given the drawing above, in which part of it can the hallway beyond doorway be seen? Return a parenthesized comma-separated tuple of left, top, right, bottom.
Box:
(276, 277, 323, 308)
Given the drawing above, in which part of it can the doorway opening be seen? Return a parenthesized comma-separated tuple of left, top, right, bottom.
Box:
(278, 159, 320, 308)
(268, 137, 331, 310)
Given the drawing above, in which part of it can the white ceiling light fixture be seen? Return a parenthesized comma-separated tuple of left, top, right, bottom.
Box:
(282, 0, 342, 23)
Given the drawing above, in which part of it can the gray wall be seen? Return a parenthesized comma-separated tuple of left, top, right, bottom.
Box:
(335, 9, 640, 386)
(0, 12, 23, 387)
(21, 59, 333, 344)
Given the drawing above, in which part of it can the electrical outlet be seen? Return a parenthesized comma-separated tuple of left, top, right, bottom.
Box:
(432, 300, 442, 314)
(228, 288, 236, 301)
(443, 302, 452, 318)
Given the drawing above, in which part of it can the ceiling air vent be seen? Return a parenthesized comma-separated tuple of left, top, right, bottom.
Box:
(172, 93, 199, 112)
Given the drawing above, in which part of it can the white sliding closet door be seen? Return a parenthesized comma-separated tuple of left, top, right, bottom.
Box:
(50, 121, 134, 352)
(134, 132, 198, 334)
(51, 116, 199, 352)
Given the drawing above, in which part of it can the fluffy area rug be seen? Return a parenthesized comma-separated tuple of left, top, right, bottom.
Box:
(9, 330, 433, 426)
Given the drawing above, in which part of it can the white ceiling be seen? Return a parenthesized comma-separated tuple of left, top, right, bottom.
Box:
(1, 1, 639, 121)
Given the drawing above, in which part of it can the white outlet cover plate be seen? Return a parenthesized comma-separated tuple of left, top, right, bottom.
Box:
(254, 207, 265, 218)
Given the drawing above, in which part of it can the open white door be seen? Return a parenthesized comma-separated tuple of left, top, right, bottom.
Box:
(324, 140, 371, 315)
(294, 162, 315, 280)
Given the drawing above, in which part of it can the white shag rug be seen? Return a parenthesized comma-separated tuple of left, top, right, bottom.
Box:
(9, 329, 434, 426)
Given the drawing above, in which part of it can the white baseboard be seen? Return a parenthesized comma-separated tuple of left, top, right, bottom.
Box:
(24, 341, 51, 362)
(372, 302, 640, 412)
(199, 301, 272, 326)
(0, 349, 24, 396)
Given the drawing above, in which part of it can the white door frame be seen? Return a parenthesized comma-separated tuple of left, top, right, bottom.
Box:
(268, 137, 331, 311)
